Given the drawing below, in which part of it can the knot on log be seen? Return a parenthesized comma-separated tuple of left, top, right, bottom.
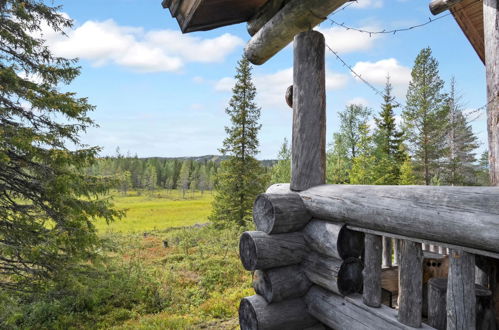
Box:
(285, 85, 293, 108)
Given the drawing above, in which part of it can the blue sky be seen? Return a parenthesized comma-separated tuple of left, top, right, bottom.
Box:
(49, 0, 487, 159)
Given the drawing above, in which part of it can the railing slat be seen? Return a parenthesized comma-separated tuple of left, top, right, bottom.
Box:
(363, 234, 382, 307)
(446, 250, 476, 330)
(398, 240, 423, 327)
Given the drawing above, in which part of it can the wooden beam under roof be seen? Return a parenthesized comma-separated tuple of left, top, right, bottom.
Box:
(162, 0, 267, 33)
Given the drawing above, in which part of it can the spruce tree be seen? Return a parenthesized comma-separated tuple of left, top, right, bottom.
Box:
(373, 76, 405, 184)
(326, 133, 351, 184)
(402, 47, 448, 185)
(0, 0, 122, 290)
(210, 56, 267, 227)
(443, 78, 479, 185)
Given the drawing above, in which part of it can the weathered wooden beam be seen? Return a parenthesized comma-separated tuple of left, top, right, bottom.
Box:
(302, 251, 363, 296)
(428, 278, 447, 330)
(398, 240, 423, 327)
(393, 239, 400, 266)
(429, 0, 465, 15)
(244, 0, 347, 65)
(363, 234, 382, 308)
(382, 237, 393, 268)
(302, 219, 364, 260)
(239, 295, 319, 330)
(253, 265, 311, 303)
(291, 31, 326, 191)
(253, 193, 311, 234)
(239, 231, 307, 271)
(484, 0, 499, 186)
(247, 0, 290, 36)
(446, 250, 476, 329)
(266, 184, 499, 254)
(306, 287, 435, 330)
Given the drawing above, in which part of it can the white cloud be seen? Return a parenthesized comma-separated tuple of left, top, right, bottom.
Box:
(42, 18, 243, 73)
(215, 77, 235, 92)
(347, 97, 370, 106)
(317, 26, 383, 54)
(215, 67, 349, 109)
(351, 58, 411, 98)
(351, 0, 383, 9)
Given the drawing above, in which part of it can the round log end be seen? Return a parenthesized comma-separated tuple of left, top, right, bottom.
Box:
(239, 232, 258, 271)
(253, 270, 273, 302)
(338, 257, 364, 295)
(239, 296, 259, 330)
(285, 85, 293, 108)
(253, 194, 275, 234)
(338, 227, 365, 259)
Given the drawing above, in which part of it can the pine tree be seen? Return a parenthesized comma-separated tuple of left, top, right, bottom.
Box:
(177, 160, 190, 198)
(402, 47, 448, 185)
(373, 76, 405, 184)
(270, 138, 291, 184)
(210, 56, 267, 227)
(0, 0, 122, 290)
(443, 78, 479, 185)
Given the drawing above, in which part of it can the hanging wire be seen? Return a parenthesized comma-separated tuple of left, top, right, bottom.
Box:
(328, 0, 358, 17)
(324, 0, 481, 36)
(324, 43, 494, 123)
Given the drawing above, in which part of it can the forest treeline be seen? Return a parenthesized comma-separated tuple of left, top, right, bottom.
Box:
(86, 153, 274, 195)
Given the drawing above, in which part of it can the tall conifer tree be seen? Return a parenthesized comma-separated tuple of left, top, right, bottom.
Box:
(443, 78, 479, 185)
(0, 0, 122, 290)
(210, 57, 267, 227)
(402, 47, 448, 185)
(373, 76, 405, 184)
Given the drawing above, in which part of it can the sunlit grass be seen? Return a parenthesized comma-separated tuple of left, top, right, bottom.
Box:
(96, 189, 214, 233)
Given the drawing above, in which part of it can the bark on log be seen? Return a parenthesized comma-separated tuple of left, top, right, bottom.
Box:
(247, 0, 289, 36)
(398, 240, 423, 327)
(244, 0, 347, 65)
(253, 193, 311, 234)
(302, 219, 364, 260)
(239, 231, 307, 271)
(382, 237, 393, 268)
(253, 265, 311, 303)
(484, 0, 499, 186)
(266, 184, 499, 254)
(363, 234, 382, 307)
(429, 0, 465, 15)
(447, 250, 476, 330)
(305, 286, 435, 330)
(291, 31, 326, 191)
(239, 294, 318, 330)
(302, 251, 363, 296)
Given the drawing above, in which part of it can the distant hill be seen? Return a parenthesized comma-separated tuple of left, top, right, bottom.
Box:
(140, 155, 277, 167)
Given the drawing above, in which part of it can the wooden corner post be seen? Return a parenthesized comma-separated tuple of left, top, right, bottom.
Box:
(291, 31, 326, 191)
(484, 0, 499, 186)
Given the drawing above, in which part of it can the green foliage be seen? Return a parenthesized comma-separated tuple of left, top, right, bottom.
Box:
(270, 138, 291, 184)
(0, 0, 122, 291)
(372, 76, 406, 184)
(327, 133, 351, 184)
(349, 124, 377, 184)
(210, 57, 267, 227)
(326, 104, 371, 184)
(398, 157, 417, 185)
(402, 47, 448, 185)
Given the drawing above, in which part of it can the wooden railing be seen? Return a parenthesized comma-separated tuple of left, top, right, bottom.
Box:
(238, 183, 499, 330)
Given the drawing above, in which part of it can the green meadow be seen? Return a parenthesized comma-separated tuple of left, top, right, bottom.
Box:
(95, 190, 214, 233)
(2, 190, 250, 329)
